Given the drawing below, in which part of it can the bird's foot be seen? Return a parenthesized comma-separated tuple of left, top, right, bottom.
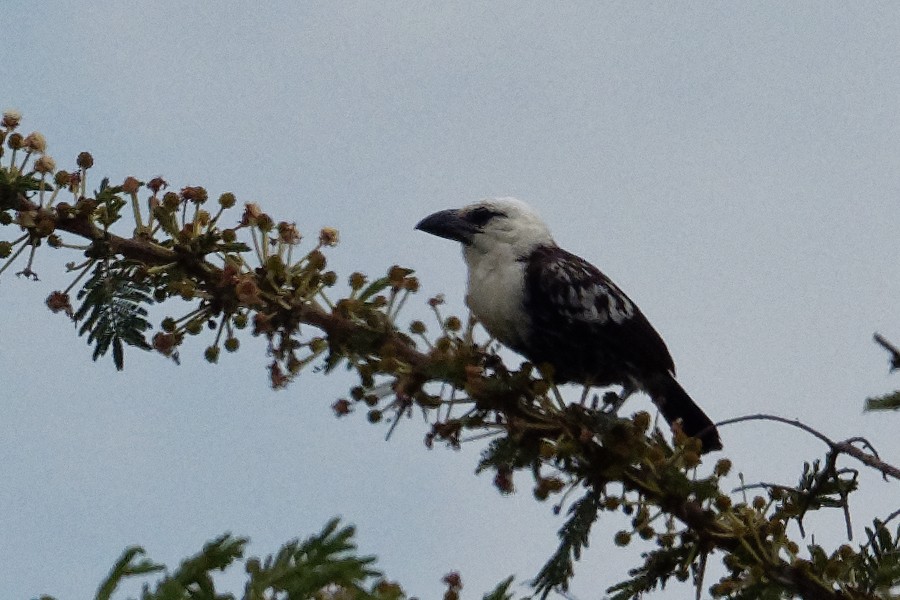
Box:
(601, 386, 635, 415)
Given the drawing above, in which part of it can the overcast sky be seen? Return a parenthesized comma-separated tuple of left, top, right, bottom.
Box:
(3, 3, 900, 599)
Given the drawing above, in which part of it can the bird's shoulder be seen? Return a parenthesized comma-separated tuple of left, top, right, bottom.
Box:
(523, 245, 637, 325)
(522, 244, 676, 375)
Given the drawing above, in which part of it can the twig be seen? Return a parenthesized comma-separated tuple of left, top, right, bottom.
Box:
(873, 333, 900, 371)
(718, 414, 900, 481)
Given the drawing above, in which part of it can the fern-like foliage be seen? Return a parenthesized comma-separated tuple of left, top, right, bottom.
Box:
(605, 544, 695, 600)
(482, 576, 516, 600)
(532, 489, 601, 599)
(243, 517, 393, 600)
(74, 259, 154, 370)
(41, 519, 406, 600)
(852, 520, 900, 596)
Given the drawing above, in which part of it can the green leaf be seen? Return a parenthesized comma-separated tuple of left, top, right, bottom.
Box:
(95, 546, 164, 600)
(483, 576, 516, 600)
(358, 276, 391, 301)
(865, 390, 900, 411)
(217, 241, 252, 253)
(74, 259, 154, 370)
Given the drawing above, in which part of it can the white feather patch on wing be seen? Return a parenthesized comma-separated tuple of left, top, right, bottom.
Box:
(545, 256, 635, 325)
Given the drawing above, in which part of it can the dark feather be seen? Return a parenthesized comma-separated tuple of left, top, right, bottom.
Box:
(522, 245, 674, 385)
(522, 245, 722, 452)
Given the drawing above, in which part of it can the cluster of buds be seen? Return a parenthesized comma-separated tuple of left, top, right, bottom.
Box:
(2, 110, 58, 186)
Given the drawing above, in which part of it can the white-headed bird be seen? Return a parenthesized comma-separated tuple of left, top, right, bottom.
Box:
(416, 197, 722, 453)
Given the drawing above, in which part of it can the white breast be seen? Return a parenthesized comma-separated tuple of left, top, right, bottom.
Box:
(463, 244, 530, 350)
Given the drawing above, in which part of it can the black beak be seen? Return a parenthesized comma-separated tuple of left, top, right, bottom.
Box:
(415, 208, 477, 244)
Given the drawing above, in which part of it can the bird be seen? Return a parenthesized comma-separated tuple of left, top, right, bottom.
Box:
(415, 197, 722, 453)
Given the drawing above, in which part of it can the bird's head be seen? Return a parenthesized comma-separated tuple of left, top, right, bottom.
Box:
(415, 197, 554, 258)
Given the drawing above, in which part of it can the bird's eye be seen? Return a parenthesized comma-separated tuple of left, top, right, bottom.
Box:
(466, 206, 504, 227)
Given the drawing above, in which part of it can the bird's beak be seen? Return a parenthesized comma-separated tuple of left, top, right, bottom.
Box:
(415, 208, 477, 244)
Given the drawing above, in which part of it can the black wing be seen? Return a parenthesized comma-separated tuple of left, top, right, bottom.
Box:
(522, 245, 676, 386)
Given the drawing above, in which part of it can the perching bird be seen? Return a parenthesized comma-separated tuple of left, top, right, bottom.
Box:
(415, 197, 722, 453)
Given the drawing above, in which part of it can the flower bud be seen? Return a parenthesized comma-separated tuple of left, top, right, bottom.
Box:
(162, 192, 180, 210)
(321, 270, 337, 286)
(204, 345, 220, 363)
(218, 192, 236, 208)
(443, 316, 462, 331)
(54, 170, 71, 186)
(256, 213, 274, 231)
(349, 272, 367, 290)
(76, 151, 93, 169)
(714, 458, 732, 477)
(7, 132, 23, 149)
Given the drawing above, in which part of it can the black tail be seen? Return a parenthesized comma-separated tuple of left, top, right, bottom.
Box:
(649, 376, 722, 453)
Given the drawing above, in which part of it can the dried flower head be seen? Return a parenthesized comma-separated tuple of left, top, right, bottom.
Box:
(277, 221, 301, 245)
(147, 176, 168, 193)
(181, 185, 208, 204)
(2, 109, 22, 129)
(241, 202, 263, 226)
(34, 155, 56, 174)
(152, 332, 178, 356)
(332, 398, 352, 416)
(67, 170, 82, 191)
(318, 226, 339, 246)
(45, 291, 73, 317)
(122, 176, 141, 194)
(23, 131, 47, 153)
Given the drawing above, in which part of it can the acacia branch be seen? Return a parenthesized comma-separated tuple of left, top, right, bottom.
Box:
(717, 414, 900, 481)
(0, 178, 890, 600)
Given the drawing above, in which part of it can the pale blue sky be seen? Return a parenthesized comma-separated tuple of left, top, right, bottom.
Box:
(3, 3, 900, 599)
